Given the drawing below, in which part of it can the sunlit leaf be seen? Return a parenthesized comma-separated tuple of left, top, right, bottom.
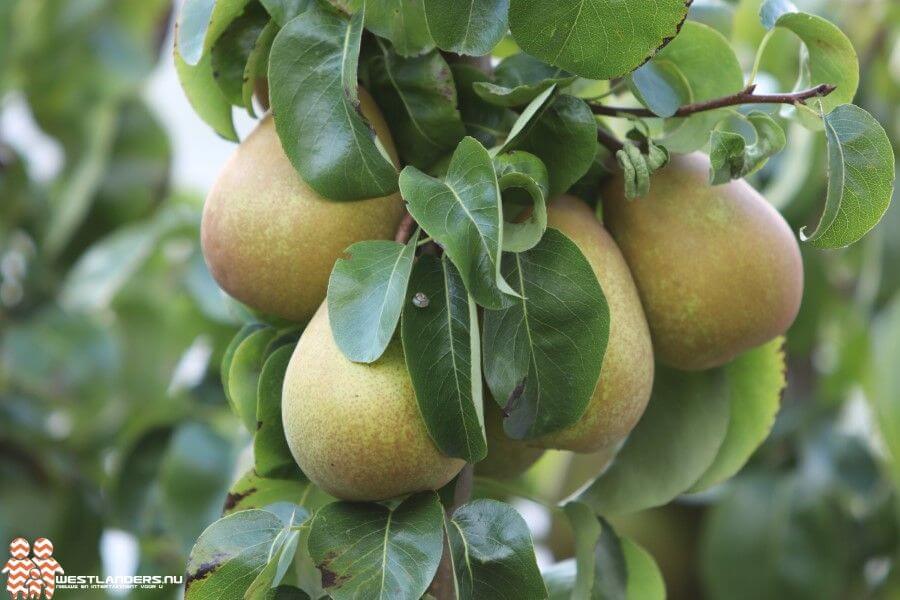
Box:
(423, 0, 509, 56)
(508, 0, 690, 79)
(327, 234, 418, 363)
(802, 104, 895, 248)
(690, 338, 786, 492)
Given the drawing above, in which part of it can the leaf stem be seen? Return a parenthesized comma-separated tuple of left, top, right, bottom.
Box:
(590, 83, 837, 119)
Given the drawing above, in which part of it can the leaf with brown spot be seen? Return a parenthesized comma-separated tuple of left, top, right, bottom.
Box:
(307, 492, 444, 600)
(185, 510, 283, 600)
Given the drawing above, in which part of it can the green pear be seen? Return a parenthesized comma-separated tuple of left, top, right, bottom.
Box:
(603, 153, 803, 371)
(201, 89, 404, 323)
(282, 303, 465, 501)
(476, 401, 545, 479)
(533, 195, 655, 453)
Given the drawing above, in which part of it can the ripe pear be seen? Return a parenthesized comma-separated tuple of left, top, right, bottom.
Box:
(533, 195, 655, 453)
(201, 89, 403, 323)
(476, 402, 545, 479)
(603, 153, 803, 371)
(281, 304, 465, 501)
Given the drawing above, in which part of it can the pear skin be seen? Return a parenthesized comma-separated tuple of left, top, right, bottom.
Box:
(201, 89, 403, 323)
(534, 195, 655, 453)
(476, 402, 545, 479)
(282, 304, 465, 501)
(603, 153, 803, 371)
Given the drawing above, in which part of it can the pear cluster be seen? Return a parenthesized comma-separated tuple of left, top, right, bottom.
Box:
(202, 101, 803, 500)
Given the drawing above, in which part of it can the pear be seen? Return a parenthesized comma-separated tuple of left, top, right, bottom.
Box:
(282, 303, 465, 501)
(532, 195, 655, 453)
(476, 402, 545, 479)
(603, 153, 803, 371)
(201, 89, 404, 323)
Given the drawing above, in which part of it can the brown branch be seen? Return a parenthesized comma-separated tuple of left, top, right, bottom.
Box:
(596, 127, 625, 154)
(429, 465, 475, 600)
(394, 209, 417, 243)
(590, 83, 836, 118)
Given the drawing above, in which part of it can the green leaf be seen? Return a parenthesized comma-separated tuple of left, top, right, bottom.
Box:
(871, 298, 900, 491)
(269, 3, 398, 200)
(630, 59, 692, 118)
(562, 502, 664, 600)
(242, 19, 278, 115)
(574, 365, 730, 515)
(615, 136, 669, 199)
(448, 499, 546, 599)
(505, 94, 598, 196)
(329, 0, 435, 55)
(494, 151, 549, 252)
(222, 324, 265, 415)
(177, 0, 253, 66)
(452, 64, 518, 147)
(61, 206, 195, 312)
(801, 104, 895, 248)
(365, 0, 435, 56)
(401, 255, 486, 462)
(498, 84, 557, 152)
(368, 44, 465, 170)
(185, 509, 284, 600)
(224, 470, 330, 515)
(482, 228, 610, 439)
(229, 327, 279, 431)
(308, 492, 444, 600)
(474, 53, 575, 107)
(211, 2, 270, 107)
(690, 338, 786, 492)
(400, 136, 516, 309)
(423, 0, 509, 56)
(261, 0, 313, 25)
(327, 234, 418, 363)
(653, 21, 744, 153)
(255, 345, 304, 479)
(621, 539, 665, 600)
(508, 0, 690, 79)
(772, 11, 858, 115)
(175, 50, 238, 141)
(159, 422, 236, 549)
(709, 112, 786, 185)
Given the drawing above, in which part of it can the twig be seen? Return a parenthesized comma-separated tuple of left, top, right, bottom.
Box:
(429, 465, 475, 600)
(590, 83, 836, 119)
(394, 209, 417, 243)
(596, 126, 625, 154)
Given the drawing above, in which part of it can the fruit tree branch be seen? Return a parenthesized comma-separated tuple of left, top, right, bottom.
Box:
(590, 83, 836, 118)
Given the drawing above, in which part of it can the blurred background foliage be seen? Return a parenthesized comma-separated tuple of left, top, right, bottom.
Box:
(0, 0, 898, 599)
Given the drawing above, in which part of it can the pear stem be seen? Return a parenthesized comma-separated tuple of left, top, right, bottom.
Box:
(589, 82, 836, 118)
(394, 209, 417, 244)
(429, 464, 475, 600)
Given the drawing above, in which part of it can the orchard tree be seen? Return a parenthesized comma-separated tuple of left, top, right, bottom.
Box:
(175, 0, 895, 598)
